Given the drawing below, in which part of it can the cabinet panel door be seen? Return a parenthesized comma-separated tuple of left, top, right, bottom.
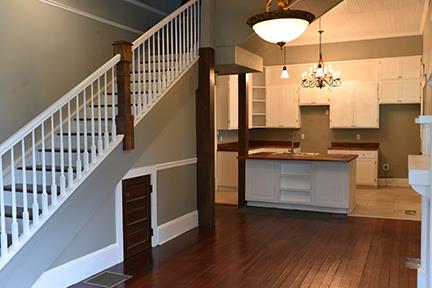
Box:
(356, 158, 377, 186)
(298, 87, 314, 105)
(266, 87, 282, 127)
(355, 82, 379, 128)
(217, 152, 238, 188)
(246, 160, 277, 202)
(228, 75, 239, 129)
(380, 58, 400, 80)
(313, 163, 348, 208)
(281, 86, 300, 127)
(400, 78, 421, 103)
(380, 80, 400, 103)
(315, 87, 331, 105)
(330, 83, 354, 128)
(216, 75, 229, 130)
(401, 57, 420, 79)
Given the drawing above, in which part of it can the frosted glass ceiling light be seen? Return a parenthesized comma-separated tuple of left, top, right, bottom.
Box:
(247, 0, 315, 48)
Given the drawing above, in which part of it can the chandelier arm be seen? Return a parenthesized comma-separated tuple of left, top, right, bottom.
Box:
(265, 0, 272, 12)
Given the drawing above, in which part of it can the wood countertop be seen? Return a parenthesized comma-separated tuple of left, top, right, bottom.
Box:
(218, 140, 300, 152)
(243, 152, 358, 162)
(328, 142, 379, 151)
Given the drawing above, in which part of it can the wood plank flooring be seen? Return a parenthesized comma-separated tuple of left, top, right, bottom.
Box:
(72, 205, 420, 288)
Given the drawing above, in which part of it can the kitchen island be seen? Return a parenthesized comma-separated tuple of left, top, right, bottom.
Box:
(244, 152, 358, 214)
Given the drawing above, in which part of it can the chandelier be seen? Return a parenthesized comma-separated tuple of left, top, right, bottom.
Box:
(247, 0, 315, 48)
(301, 18, 341, 89)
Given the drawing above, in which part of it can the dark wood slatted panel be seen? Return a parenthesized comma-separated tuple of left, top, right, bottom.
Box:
(74, 206, 420, 288)
(122, 175, 151, 259)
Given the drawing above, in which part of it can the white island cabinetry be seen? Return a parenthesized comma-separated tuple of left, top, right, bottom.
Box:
(246, 158, 356, 213)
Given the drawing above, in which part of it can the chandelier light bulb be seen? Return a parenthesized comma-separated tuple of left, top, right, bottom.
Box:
(315, 66, 324, 78)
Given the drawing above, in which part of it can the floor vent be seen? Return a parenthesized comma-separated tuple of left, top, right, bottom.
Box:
(84, 271, 132, 287)
(405, 210, 417, 216)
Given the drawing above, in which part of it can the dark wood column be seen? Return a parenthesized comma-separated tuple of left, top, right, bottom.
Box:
(238, 73, 248, 207)
(196, 48, 215, 227)
(113, 40, 134, 151)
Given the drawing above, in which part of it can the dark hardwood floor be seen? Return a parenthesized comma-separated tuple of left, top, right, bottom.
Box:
(72, 205, 420, 288)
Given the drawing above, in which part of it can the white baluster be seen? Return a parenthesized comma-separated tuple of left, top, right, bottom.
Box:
(137, 46, 142, 115)
(50, 116, 58, 206)
(197, 1, 201, 53)
(59, 109, 66, 195)
(111, 68, 117, 143)
(31, 131, 40, 223)
(76, 96, 82, 179)
(175, 15, 179, 76)
(182, 12, 186, 69)
(142, 44, 147, 110)
(194, 2, 198, 57)
(83, 89, 89, 171)
(90, 83, 97, 163)
(104, 73, 110, 148)
(0, 156, 7, 257)
(162, 26, 166, 91)
(157, 30, 162, 96)
(187, 7, 190, 64)
(21, 140, 30, 235)
(10, 148, 19, 245)
(170, 20, 174, 83)
(67, 101, 74, 187)
(97, 78, 103, 155)
(132, 49, 137, 117)
(41, 124, 48, 214)
(148, 39, 153, 103)
(152, 35, 157, 100)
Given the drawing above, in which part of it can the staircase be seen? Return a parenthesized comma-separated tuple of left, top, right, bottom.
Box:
(0, 0, 200, 270)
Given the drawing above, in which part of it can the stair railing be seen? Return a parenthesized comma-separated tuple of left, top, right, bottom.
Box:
(0, 55, 122, 268)
(130, 0, 200, 122)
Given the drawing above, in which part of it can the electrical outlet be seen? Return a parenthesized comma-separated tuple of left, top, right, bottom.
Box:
(301, 133, 305, 140)
(356, 134, 361, 140)
(383, 163, 390, 171)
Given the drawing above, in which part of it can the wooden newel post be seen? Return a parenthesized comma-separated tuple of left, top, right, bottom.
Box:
(113, 40, 134, 151)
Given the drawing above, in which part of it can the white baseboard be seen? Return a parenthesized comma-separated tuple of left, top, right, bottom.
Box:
(157, 210, 198, 245)
(378, 178, 409, 187)
(32, 244, 121, 288)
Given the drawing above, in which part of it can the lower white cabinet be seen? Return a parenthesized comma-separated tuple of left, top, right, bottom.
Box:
(217, 151, 238, 189)
(246, 159, 356, 212)
(328, 150, 378, 186)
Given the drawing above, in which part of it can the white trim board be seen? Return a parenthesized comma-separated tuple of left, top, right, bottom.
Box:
(35, 0, 143, 34)
(157, 211, 199, 245)
(377, 178, 409, 187)
(123, 0, 168, 16)
(32, 244, 121, 288)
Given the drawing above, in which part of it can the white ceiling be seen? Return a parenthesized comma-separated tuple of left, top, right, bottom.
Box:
(287, 0, 430, 46)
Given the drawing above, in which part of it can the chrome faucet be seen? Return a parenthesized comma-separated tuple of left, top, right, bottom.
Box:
(291, 130, 302, 155)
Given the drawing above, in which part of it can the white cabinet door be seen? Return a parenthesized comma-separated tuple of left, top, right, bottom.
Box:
(315, 87, 331, 105)
(400, 78, 421, 103)
(354, 82, 379, 128)
(380, 80, 400, 103)
(265, 86, 282, 127)
(400, 56, 421, 79)
(228, 75, 238, 129)
(217, 151, 238, 188)
(298, 86, 330, 105)
(356, 158, 377, 186)
(298, 87, 314, 105)
(246, 160, 277, 202)
(281, 86, 300, 128)
(313, 162, 348, 208)
(380, 58, 400, 80)
(330, 83, 354, 128)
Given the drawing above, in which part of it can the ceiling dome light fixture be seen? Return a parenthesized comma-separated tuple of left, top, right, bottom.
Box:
(301, 18, 341, 89)
(247, 0, 315, 48)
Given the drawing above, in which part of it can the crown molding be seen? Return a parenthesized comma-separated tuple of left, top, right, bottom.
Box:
(122, 0, 168, 17)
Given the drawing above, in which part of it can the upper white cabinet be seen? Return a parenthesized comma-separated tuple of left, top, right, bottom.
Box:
(298, 86, 331, 106)
(216, 75, 238, 130)
(379, 56, 422, 104)
(266, 86, 301, 128)
(330, 82, 379, 128)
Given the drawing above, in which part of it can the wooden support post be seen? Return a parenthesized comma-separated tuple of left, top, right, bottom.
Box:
(113, 41, 134, 150)
(238, 73, 248, 207)
(196, 47, 215, 227)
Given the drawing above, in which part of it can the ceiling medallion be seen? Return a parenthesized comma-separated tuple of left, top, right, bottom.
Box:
(301, 18, 341, 89)
(247, 0, 315, 48)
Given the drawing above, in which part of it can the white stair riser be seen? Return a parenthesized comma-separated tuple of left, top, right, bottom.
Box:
(16, 169, 74, 188)
(5, 217, 25, 234)
(4, 191, 45, 209)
